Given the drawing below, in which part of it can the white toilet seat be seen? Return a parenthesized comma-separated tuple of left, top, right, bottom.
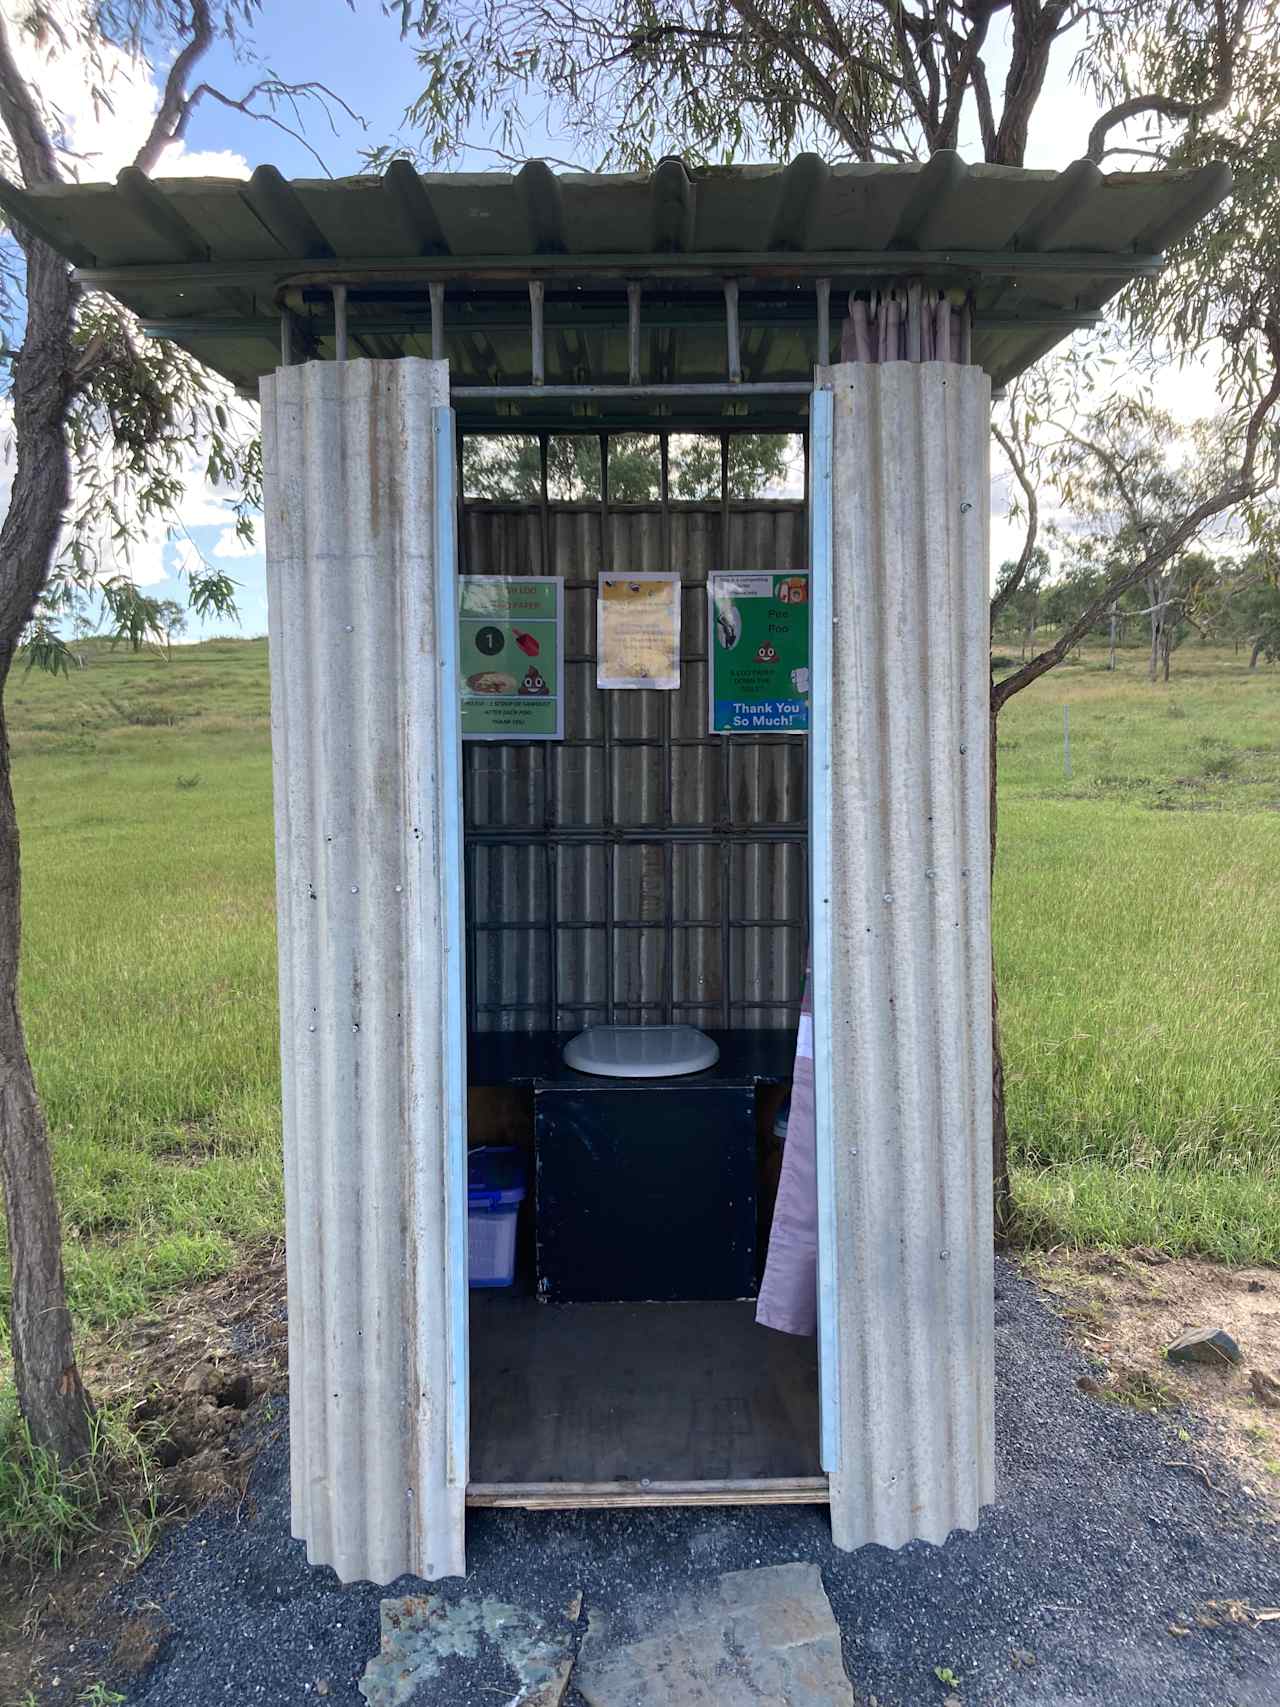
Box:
(563, 1024, 720, 1079)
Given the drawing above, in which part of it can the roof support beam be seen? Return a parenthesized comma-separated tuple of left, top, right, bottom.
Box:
(383, 159, 451, 255)
(650, 158, 695, 253)
(768, 154, 829, 251)
(529, 279, 545, 383)
(518, 160, 568, 254)
(138, 309, 1105, 342)
(76, 248, 1165, 293)
(115, 166, 209, 261)
(242, 165, 333, 260)
(724, 279, 741, 383)
(0, 181, 95, 267)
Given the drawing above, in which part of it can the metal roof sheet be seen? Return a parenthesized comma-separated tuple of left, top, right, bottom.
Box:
(12, 153, 1230, 414)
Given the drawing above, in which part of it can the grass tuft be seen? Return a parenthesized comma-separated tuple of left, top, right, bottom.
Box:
(0, 1400, 160, 1572)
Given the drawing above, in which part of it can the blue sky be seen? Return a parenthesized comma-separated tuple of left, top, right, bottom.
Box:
(94, 0, 567, 641)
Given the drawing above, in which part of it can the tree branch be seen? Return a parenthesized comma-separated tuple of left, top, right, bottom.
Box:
(0, 10, 60, 189)
(991, 421, 1040, 622)
(1084, 0, 1247, 162)
(176, 79, 365, 177)
(132, 0, 214, 174)
(994, 310, 1280, 710)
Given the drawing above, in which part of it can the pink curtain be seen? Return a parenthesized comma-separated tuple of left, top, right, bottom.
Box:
(756, 971, 817, 1336)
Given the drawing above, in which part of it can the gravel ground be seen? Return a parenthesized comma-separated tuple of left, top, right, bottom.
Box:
(89, 1258, 1280, 1706)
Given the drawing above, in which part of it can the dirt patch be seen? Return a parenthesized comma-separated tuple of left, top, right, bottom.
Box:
(1024, 1248, 1280, 1509)
(0, 1241, 289, 1704)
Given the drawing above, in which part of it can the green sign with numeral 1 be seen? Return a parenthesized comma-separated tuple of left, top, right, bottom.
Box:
(708, 572, 810, 734)
(459, 576, 564, 741)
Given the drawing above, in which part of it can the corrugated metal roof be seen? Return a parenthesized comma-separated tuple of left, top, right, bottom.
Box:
(12, 152, 1230, 409)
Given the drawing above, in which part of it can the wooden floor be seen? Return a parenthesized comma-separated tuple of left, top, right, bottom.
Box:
(468, 1297, 823, 1493)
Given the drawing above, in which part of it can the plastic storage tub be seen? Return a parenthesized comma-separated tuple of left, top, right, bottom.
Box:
(467, 1146, 527, 1288)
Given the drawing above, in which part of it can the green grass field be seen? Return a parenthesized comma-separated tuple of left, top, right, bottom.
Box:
(4, 635, 1280, 1339)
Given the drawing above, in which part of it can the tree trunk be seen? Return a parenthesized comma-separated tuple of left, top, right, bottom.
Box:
(1251, 635, 1265, 668)
(1162, 626, 1172, 682)
(0, 716, 91, 1462)
(0, 234, 92, 1462)
(1107, 608, 1117, 671)
(989, 702, 1013, 1243)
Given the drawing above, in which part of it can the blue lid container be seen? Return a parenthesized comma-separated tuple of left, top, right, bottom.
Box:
(467, 1145, 527, 1210)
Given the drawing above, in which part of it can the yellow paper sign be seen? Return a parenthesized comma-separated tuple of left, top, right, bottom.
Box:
(597, 574, 681, 690)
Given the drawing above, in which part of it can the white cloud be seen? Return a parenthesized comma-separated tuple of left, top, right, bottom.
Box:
(211, 523, 258, 559)
(157, 143, 250, 180)
(3, 1, 250, 181)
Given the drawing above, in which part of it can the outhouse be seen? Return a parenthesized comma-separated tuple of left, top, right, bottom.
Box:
(24, 153, 1228, 1582)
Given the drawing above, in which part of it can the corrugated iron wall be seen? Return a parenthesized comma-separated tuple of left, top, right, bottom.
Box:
(813, 363, 995, 1552)
(263, 359, 468, 1584)
(459, 497, 810, 1031)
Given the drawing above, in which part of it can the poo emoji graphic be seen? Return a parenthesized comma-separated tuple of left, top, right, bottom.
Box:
(756, 642, 778, 664)
(519, 664, 550, 696)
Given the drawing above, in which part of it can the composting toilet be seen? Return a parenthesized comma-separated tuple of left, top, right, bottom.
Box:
(563, 1024, 720, 1078)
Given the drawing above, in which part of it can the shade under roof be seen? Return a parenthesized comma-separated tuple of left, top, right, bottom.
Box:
(12, 154, 1231, 423)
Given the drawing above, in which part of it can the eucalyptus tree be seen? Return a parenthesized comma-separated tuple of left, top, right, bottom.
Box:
(396, 0, 1280, 1232)
(0, 0, 344, 1465)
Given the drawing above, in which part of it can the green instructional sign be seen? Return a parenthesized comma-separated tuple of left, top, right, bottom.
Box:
(459, 576, 564, 741)
(708, 572, 810, 734)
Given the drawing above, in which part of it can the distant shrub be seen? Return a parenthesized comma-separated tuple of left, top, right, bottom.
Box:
(990, 654, 1017, 670)
(175, 775, 201, 791)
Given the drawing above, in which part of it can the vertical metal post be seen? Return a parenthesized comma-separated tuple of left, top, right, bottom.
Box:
(806, 382, 840, 1476)
(529, 279, 546, 385)
(816, 277, 831, 367)
(601, 432, 615, 1025)
(429, 281, 446, 362)
(660, 430, 675, 1025)
(537, 433, 551, 572)
(724, 279, 742, 383)
(539, 429, 556, 1029)
(719, 432, 733, 1027)
(431, 405, 470, 1509)
(280, 308, 293, 367)
(1063, 703, 1072, 779)
(627, 282, 642, 386)
(332, 285, 348, 363)
(456, 419, 478, 1038)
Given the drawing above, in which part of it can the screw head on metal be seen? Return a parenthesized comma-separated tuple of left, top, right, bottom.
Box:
(351, 885, 359, 894)
(883, 892, 894, 904)
(960, 499, 973, 513)
(959, 743, 967, 754)
(344, 624, 354, 632)
(394, 884, 403, 894)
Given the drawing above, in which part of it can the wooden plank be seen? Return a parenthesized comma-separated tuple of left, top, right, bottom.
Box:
(466, 1477, 829, 1510)
(469, 1298, 821, 1484)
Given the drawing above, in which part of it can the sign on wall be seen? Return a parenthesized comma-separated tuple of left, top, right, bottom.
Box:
(459, 576, 564, 740)
(597, 573, 681, 690)
(708, 572, 810, 733)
